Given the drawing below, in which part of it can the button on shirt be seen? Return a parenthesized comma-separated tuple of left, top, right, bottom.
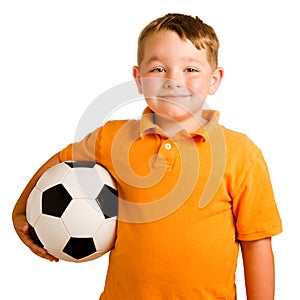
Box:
(164, 142, 171, 150)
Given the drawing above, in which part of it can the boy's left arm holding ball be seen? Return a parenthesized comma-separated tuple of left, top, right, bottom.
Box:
(12, 152, 61, 262)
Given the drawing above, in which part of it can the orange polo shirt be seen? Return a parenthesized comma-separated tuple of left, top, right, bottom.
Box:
(60, 108, 282, 299)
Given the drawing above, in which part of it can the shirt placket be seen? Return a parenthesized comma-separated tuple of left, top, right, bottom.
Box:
(154, 139, 177, 170)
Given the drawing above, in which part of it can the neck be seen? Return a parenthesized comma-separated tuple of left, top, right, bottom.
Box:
(154, 112, 208, 137)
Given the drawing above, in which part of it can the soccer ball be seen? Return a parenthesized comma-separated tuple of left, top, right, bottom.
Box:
(26, 161, 118, 262)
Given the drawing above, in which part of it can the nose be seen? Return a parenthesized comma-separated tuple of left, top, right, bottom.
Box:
(164, 71, 183, 89)
(164, 79, 182, 89)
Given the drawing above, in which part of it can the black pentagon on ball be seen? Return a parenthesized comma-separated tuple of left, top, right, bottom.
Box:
(64, 161, 96, 168)
(63, 237, 96, 260)
(42, 184, 72, 217)
(96, 184, 118, 219)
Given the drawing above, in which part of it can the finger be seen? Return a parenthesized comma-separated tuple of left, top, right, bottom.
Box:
(30, 242, 59, 262)
(15, 216, 59, 262)
(21, 222, 29, 232)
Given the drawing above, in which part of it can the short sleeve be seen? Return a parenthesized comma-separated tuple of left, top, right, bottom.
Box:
(59, 127, 102, 163)
(232, 150, 282, 241)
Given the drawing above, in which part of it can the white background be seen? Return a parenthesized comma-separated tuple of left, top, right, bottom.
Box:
(1, 0, 299, 299)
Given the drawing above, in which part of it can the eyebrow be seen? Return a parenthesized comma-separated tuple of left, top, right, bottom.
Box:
(145, 56, 203, 65)
(144, 56, 162, 64)
(184, 57, 203, 64)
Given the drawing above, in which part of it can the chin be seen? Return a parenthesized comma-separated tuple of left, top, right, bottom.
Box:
(159, 110, 191, 122)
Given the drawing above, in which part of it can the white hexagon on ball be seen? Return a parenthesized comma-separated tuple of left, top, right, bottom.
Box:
(35, 215, 70, 251)
(62, 198, 105, 237)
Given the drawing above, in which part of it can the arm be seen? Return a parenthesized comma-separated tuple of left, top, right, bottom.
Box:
(240, 237, 275, 300)
(12, 152, 61, 262)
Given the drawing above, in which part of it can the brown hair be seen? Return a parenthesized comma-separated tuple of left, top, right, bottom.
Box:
(137, 13, 220, 70)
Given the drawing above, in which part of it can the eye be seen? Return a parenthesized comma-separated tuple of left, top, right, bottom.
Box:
(186, 67, 199, 73)
(151, 67, 166, 73)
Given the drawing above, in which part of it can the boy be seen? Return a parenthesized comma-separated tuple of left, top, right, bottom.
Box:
(12, 13, 282, 299)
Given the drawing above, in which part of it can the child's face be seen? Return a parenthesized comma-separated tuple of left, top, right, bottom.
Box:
(133, 30, 222, 124)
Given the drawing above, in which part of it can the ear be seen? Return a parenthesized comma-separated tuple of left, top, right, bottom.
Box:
(132, 66, 143, 94)
(208, 67, 224, 95)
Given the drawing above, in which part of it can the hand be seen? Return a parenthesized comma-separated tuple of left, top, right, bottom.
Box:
(14, 214, 59, 262)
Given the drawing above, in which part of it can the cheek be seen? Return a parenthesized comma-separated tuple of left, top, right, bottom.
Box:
(141, 78, 164, 97)
(186, 78, 210, 97)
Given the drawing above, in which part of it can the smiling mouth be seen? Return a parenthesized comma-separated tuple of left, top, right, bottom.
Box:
(158, 94, 191, 101)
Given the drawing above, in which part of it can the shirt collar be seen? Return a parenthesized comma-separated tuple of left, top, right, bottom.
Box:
(140, 107, 220, 142)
